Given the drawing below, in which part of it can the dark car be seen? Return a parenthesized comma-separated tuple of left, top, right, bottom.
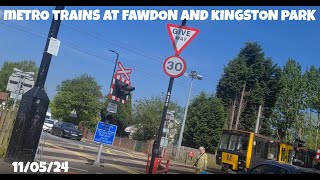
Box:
(246, 160, 320, 174)
(51, 121, 82, 141)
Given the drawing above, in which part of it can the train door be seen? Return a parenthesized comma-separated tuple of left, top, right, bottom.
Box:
(279, 144, 286, 163)
(251, 137, 268, 167)
(279, 144, 294, 163)
(287, 145, 294, 164)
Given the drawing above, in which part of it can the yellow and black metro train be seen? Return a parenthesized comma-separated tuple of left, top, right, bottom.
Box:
(216, 129, 294, 172)
(216, 129, 319, 172)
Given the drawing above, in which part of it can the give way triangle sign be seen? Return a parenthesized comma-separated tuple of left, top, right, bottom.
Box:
(167, 24, 200, 55)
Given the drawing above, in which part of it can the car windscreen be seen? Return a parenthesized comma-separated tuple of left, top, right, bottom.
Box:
(63, 123, 76, 129)
(44, 119, 54, 124)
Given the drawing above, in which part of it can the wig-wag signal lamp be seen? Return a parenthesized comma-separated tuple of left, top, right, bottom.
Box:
(108, 74, 135, 104)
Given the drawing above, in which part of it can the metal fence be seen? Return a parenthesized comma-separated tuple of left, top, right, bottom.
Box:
(165, 145, 217, 169)
(80, 127, 153, 154)
(0, 107, 17, 158)
(79, 127, 218, 169)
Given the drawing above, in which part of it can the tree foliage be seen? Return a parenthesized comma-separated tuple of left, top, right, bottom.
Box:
(216, 42, 281, 136)
(0, 60, 38, 92)
(132, 94, 183, 142)
(183, 92, 226, 153)
(271, 59, 305, 141)
(50, 74, 103, 129)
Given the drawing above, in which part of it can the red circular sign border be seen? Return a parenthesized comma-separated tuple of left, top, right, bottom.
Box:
(163, 55, 187, 78)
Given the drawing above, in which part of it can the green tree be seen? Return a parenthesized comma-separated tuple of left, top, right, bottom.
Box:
(216, 57, 249, 129)
(272, 59, 305, 141)
(132, 94, 183, 142)
(301, 66, 320, 148)
(216, 42, 281, 135)
(0, 60, 38, 91)
(50, 74, 103, 130)
(183, 92, 226, 153)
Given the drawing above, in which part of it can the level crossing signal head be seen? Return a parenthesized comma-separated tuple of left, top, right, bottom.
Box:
(114, 78, 135, 101)
(109, 75, 135, 104)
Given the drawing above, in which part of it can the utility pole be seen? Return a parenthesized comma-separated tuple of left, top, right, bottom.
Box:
(148, 19, 186, 174)
(254, 105, 262, 133)
(5, 6, 65, 164)
(176, 71, 202, 159)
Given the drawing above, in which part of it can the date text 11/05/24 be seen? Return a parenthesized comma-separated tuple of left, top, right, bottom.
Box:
(12, 161, 69, 173)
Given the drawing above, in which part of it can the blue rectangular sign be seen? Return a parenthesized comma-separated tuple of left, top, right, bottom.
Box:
(93, 122, 117, 145)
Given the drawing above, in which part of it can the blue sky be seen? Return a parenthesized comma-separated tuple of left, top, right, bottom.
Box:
(0, 6, 320, 107)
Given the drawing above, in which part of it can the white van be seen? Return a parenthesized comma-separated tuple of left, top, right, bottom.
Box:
(43, 111, 55, 132)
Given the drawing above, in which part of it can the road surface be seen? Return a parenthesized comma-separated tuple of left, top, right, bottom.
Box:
(30, 132, 219, 174)
(0, 132, 222, 174)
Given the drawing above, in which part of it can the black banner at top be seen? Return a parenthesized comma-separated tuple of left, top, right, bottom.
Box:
(1, 0, 319, 6)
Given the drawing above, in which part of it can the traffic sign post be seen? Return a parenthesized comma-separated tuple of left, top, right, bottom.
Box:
(93, 122, 117, 167)
(148, 19, 200, 174)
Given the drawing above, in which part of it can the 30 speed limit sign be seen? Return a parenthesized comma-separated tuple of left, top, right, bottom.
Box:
(163, 56, 187, 78)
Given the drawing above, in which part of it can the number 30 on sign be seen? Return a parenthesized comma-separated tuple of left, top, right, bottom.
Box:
(163, 55, 187, 78)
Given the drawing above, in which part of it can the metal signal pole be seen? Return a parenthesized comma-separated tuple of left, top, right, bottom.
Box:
(5, 6, 65, 163)
(108, 50, 119, 89)
(148, 19, 186, 174)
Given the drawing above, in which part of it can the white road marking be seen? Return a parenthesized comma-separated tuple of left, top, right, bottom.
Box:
(39, 155, 87, 164)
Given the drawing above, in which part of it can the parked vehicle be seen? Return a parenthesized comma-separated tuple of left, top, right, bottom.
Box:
(51, 121, 82, 141)
(42, 111, 54, 132)
(247, 160, 320, 174)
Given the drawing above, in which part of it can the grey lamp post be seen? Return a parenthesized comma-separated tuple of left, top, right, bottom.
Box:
(176, 71, 202, 158)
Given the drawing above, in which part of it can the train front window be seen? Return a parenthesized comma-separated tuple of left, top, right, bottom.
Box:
(219, 133, 230, 149)
(219, 132, 250, 153)
(236, 136, 249, 153)
(228, 135, 238, 151)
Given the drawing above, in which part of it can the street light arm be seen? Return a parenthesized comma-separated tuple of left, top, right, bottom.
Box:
(109, 50, 120, 91)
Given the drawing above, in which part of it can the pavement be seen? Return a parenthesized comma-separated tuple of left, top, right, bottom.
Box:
(0, 159, 15, 174)
(0, 133, 221, 174)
